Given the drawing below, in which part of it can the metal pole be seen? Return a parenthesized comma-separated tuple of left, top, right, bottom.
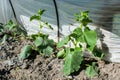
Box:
(9, 0, 18, 24)
(53, 0, 60, 42)
(9, 0, 26, 31)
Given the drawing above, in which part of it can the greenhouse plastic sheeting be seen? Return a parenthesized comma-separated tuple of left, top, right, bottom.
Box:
(1, 0, 120, 62)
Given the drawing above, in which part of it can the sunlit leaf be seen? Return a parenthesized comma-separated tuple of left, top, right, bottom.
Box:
(84, 30, 97, 51)
(34, 37, 43, 47)
(30, 15, 40, 21)
(38, 9, 45, 15)
(57, 36, 70, 48)
(42, 46, 53, 56)
(86, 62, 98, 77)
(57, 49, 65, 58)
(63, 51, 83, 75)
(19, 45, 32, 59)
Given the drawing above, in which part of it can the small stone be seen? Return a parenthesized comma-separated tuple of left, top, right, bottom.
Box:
(67, 75, 73, 79)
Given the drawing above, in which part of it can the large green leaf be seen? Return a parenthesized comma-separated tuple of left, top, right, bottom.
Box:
(85, 62, 98, 77)
(48, 39, 55, 47)
(70, 28, 85, 42)
(73, 28, 82, 36)
(57, 36, 70, 48)
(84, 30, 97, 51)
(42, 46, 53, 56)
(34, 37, 43, 47)
(19, 45, 32, 59)
(63, 51, 83, 75)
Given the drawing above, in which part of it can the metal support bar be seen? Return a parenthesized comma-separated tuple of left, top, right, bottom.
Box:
(53, 0, 60, 42)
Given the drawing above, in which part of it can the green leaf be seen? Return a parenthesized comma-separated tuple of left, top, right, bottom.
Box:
(63, 51, 83, 75)
(70, 28, 85, 42)
(75, 11, 92, 26)
(44, 22, 53, 30)
(1, 34, 9, 44)
(57, 49, 65, 58)
(17, 27, 28, 37)
(86, 62, 98, 77)
(48, 39, 55, 47)
(93, 47, 105, 59)
(34, 37, 43, 47)
(30, 15, 40, 21)
(42, 46, 53, 56)
(72, 28, 83, 37)
(84, 30, 97, 51)
(38, 9, 45, 15)
(74, 47, 82, 51)
(57, 36, 70, 48)
(5, 20, 17, 30)
(30, 34, 39, 40)
(42, 36, 49, 46)
(65, 47, 71, 55)
(19, 45, 32, 59)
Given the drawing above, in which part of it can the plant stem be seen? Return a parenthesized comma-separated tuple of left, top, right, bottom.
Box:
(39, 20, 42, 33)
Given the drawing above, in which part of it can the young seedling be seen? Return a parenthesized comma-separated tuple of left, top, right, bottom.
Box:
(0, 20, 27, 44)
(57, 11, 104, 77)
(19, 9, 55, 59)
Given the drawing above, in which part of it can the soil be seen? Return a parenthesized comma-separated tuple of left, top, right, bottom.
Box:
(0, 37, 120, 80)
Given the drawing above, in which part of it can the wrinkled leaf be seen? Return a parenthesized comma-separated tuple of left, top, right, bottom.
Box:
(19, 45, 32, 59)
(42, 46, 53, 56)
(86, 62, 98, 77)
(84, 30, 97, 51)
(35, 37, 43, 47)
(63, 51, 83, 75)
(70, 28, 85, 42)
(57, 36, 70, 48)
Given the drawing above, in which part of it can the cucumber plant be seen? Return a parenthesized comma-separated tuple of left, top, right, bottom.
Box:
(19, 9, 55, 59)
(57, 11, 104, 77)
(0, 20, 27, 44)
